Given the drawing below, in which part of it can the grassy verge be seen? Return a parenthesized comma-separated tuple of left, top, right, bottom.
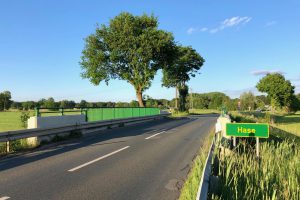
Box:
(209, 113, 300, 200)
(171, 111, 189, 118)
(179, 131, 214, 200)
(189, 109, 219, 115)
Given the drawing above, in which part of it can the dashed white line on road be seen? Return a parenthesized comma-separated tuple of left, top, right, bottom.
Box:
(68, 146, 130, 172)
(0, 196, 10, 200)
(145, 131, 166, 140)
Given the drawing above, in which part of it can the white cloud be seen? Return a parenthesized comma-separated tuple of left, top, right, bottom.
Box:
(187, 27, 197, 35)
(266, 21, 277, 27)
(251, 70, 285, 76)
(210, 16, 252, 34)
(222, 87, 262, 98)
(187, 27, 208, 35)
(187, 16, 251, 35)
(200, 27, 208, 32)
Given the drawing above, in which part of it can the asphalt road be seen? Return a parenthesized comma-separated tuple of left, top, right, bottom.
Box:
(0, 114, 218, 200)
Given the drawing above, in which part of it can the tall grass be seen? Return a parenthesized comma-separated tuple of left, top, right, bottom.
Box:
(211, 140, 300, 200)
(210, 112, 300, 200)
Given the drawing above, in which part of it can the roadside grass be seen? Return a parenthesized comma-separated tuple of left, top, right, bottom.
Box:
(210, 140, 300, 200)
(209, 112, 300, 200)
(179, 131, 214, 200)
(171, 111, 189, 118)
(189, 109, 219, 115)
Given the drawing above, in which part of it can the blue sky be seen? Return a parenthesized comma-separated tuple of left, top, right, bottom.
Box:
(0, 0, 299, 102)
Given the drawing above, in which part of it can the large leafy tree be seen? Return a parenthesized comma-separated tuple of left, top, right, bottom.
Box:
(80, 12, 176, 107)
(256, 73, 295, 111)
(162, 46, 204, 111)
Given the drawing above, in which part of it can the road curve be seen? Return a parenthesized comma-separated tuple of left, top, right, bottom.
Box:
(0, 114, 218, 200)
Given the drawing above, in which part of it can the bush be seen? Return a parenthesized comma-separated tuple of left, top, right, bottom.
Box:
(20, 111, 31, 128)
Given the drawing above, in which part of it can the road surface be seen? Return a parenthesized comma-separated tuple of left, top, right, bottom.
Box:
(0, 114, 218, 200)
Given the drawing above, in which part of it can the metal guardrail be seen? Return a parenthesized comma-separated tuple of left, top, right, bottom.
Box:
(0, 114, 169, 147)
(196, 133, 216, 200)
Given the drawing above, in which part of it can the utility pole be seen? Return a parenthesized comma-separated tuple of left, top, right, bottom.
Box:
(189, 88, 193, 110)
(175, 87, 178, 109)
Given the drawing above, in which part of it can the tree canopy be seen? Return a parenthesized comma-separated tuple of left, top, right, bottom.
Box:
(80, 12, 176, 107)
(256, 73, 295, 111)
(162, 46, 204, 88)
(162, 45, 204, 111)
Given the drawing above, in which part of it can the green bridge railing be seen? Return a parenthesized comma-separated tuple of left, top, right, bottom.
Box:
(86, 107, 160, 122)
(35, 107, 160, 122)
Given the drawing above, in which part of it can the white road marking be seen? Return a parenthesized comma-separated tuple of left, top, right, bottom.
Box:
(145, 131, 166, 140)
(0, 197, 10, 200)
(68, 146, 130, 172)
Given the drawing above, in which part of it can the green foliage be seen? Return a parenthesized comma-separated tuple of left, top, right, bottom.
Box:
(162, 45, 204, 88)
(80, 12, 176, 107)
(188, 92, 231, 110)
(256, 73, 295, 111)
(0, 91, 12, 111)
(59, 100, 76, 109)
(239, 91, 256, 111)
(178, 84, 189, 112)
(20, 111, 31, 128)
(43, 97, 58, 109)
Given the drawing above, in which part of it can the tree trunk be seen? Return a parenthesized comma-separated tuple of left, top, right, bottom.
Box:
(136, 90, 145, 107)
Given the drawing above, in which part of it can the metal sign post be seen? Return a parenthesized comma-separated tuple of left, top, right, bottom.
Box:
(256, 137, 259, 157)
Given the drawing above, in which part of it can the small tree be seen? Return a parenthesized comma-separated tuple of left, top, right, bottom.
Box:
(240, 91, 256, 111)
(20, 111, 31, 128)
(0, 91, 12, 111)
(256, 73, 295, 111)
(80, 12, 176, 107)
(162, 46, 204, 112)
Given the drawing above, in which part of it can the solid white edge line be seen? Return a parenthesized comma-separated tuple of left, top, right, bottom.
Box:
(68, 146, 130, 172)
(0, 197, 10, 200)
(145, 131, 166, 140)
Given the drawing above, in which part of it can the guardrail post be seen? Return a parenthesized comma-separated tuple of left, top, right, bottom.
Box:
(85, 109, 88, 122)
(6, 141, 10, 153)
(60, 108, 64, 116)
(35, 107, 40, 117)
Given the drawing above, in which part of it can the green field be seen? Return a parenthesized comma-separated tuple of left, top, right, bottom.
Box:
(0, 110, 81, 132)
(0, 111, 29, 132)
(275, 112, 300, 137)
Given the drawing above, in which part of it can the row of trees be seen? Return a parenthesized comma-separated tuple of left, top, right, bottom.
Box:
(7, 96, 173, 110)
(3, 88, 300, 112)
